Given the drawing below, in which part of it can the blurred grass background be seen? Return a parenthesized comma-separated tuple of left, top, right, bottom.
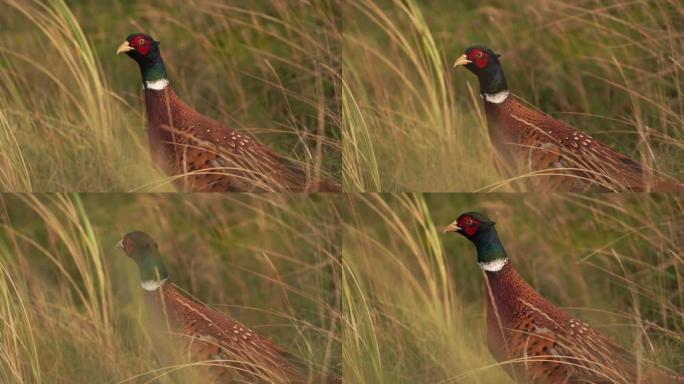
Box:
(0, 193, 341, 383)
(343, 193, 683, 383)
(0, 0, 341, 191)
(343, 0, 684, 191)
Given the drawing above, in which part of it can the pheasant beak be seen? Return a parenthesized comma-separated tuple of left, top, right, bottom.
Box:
(442, 221, 462, 234)
(115, 239, 125, 251)
(116, 41, 134, 55)
(453, 54, 472, 68)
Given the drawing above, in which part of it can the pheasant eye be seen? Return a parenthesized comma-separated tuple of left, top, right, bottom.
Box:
(476, 51, 483, 58)
(138, 38, 145, 45)
(466, 218, 473, 225)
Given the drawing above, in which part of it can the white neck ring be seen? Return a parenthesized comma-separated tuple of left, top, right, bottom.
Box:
(141, 278, 168, 291)
(478, 258, 509, 272)
(482, 90, 510, 104)
(144, 78, 169, 90)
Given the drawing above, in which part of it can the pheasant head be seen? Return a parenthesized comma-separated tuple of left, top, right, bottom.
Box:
(116, 33, 168, 89)
(453, 46, 508, 97)
(117, 231, 169, 290)
(443, 211, 509, 272)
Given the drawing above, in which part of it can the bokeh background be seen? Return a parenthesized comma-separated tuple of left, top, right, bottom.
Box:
(0, 193, 341, 383)
(343, 193, 683, 383)
(0, 0, 341, 191)
(343, 0, 684, 192)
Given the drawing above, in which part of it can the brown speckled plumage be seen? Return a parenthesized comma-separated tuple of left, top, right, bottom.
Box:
(484, 96, 682, 192)
(144, 283, 319, 383)
(444, 212, 683, 384)
(118, 230, 341, 384)
(483, 263, 643, 383)
(143, 282, 342, 384)
(119, 33, 339, 192)
(455, 45, 682, 192)
(144, 87, 340, 192)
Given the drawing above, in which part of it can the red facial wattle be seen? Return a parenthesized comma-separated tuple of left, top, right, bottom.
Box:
(457, 216, 480, 237)
(469, 50, 489, 69)
(138, 44, 150, 55)
(123, 237, 134, 254)
(131, 36, 151, 56)
(465, 224, 478, 236)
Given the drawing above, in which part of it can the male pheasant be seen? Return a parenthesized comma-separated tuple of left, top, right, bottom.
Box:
(117, 231, 340, 383)
(117, 33, 340, 192)
(443, 212, 683, 383)
(454, 46, 683, 192)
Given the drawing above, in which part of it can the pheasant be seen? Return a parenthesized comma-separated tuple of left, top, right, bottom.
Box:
(117, 231, 341, 383)
(453, 46, 683, 192)
(117, 33, 340, 192)
(443, 212, 683, 383)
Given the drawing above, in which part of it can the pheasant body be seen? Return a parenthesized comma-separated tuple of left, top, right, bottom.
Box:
(145, 283, 310, 383)
(483, 263, 637, 383)
(144, 87, 310, 192)
(118, 33, 340, 192)
(444, 212, 682, 383)
(484, 95, 678, 192)
(455, 46, 683, 192)
(118, 231, 341, 384)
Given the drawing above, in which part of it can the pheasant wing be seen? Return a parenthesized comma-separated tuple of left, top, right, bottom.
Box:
(160, 117, 309, 192)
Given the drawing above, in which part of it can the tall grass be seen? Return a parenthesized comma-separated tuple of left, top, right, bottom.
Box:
(342, 0, 684, 191)
(0, 0, 340, 191)
(0, 193, 341, 383)
(342, 193, 684, 383)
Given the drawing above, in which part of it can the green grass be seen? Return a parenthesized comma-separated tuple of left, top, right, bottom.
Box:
(0, 193, 341, 383)
(0, 0, 341, 191)
(342, 193, 683, 383)
(342, 0, 684, 191)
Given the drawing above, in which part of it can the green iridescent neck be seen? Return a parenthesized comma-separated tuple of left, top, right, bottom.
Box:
(472, 227, 508, 265)
(139, 56, 168, 84)
(135, 251, 169, 284)
(478, 65, 508, 95)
